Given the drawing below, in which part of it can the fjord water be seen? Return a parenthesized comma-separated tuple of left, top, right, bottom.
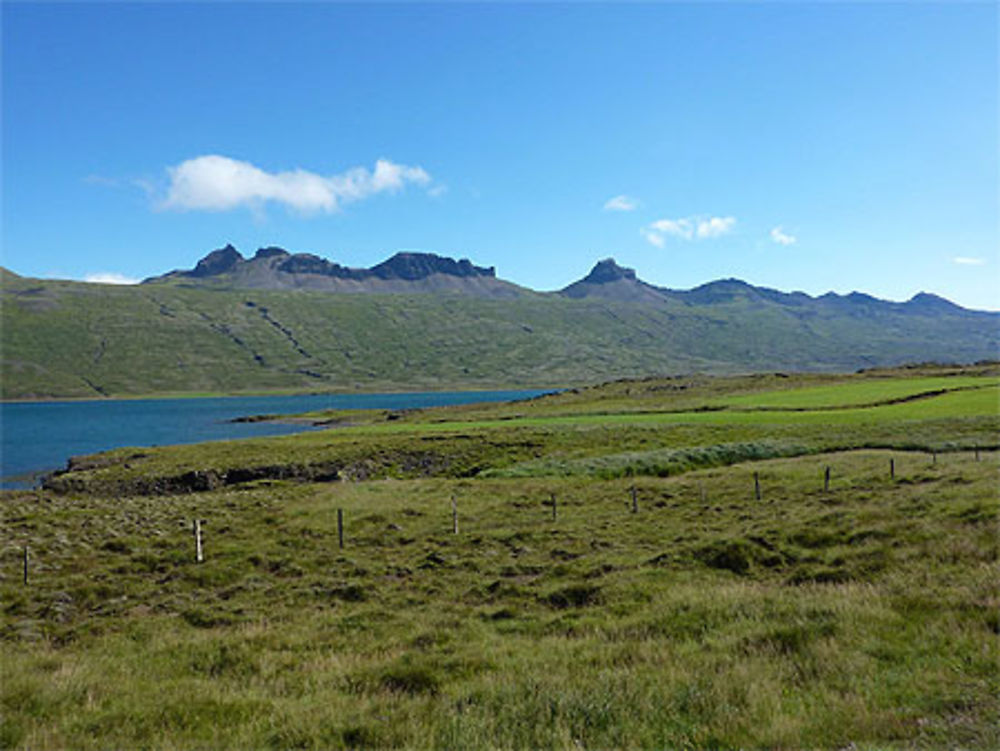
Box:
(0, 390, 547, 489)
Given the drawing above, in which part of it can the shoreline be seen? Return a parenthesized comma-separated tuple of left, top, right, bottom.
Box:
(0, 384, 560, 405)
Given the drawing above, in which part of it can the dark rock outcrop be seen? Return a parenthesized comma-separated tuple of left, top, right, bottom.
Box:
(144, 246, 523, 298)
(369, 252, 495, 281)
(254, 246, 290, 260)
(189, 244, 243, 277)
(580, 258, 637, 284)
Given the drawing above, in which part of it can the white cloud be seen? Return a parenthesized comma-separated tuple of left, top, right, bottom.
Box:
(161, 155, 432, 214)
(603, 194, 639, 212)
(83, 272, 141, 285)
(770, 226, 797, 246)
(696, 216, 736, 238)
(649, 218, 694, 239)
(642, 215, 735, 246)
(952, 256, 986, 266)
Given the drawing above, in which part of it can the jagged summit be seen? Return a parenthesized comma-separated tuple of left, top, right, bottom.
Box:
(144, 246, 523, 299)
(254, 246, 290, 260)
(190, 244, 243, 277)
(370, 252, 495, 281)
(581, 258, 637, 284)
(559, 258, 668, 304)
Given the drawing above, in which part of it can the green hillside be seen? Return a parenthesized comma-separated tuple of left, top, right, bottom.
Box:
(2, 273, 997, 399)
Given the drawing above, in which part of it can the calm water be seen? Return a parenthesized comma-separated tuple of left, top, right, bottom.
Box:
(0, 390, 547, 489)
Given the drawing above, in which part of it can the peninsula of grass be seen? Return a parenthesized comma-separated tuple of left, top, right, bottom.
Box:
(2, 364, 998, 749)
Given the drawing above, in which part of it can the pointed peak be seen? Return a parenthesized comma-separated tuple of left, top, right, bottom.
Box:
(190, 244, 244, 277)
(906, 291, 963, 312)
(582, 258, 637, 284)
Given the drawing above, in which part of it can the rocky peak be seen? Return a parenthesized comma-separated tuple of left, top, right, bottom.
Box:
(370, 252, 496, 281)
(276, 253, 343, 276)
(190, 244, 244, 277)
(581, 258, 637, 284)
(254, 246, 290, 260)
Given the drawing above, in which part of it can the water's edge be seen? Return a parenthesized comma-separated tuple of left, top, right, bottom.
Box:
(1, 389, 550, 490)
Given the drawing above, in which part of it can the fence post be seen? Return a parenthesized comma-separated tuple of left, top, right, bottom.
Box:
(452, 496, 459, 535)
(631, 485, 638, 513)
(754, 472, 761, 501)
(22, 545, 28, 585)
(193, 519, 204, 563)
(824, 466, 830, 492)
(337, 509, 344, 549)
(551, 493, 557, 522)
(890, 458, 895, 480)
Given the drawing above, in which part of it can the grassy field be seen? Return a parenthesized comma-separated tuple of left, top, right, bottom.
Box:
(2, 367, 998, 749)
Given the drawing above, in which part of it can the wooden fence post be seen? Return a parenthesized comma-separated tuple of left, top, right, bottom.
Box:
(337, 509, 344, 549)
(551, 493, 557, 522)
(193, 519, 204, 563)
(754, 472, 761, 501)
(630, 485, 638, 514)
(452, 496, 459, 534)
(824, 466, 830, 492)
(890, 458, 895, 480)
(22, 545, 28, 585)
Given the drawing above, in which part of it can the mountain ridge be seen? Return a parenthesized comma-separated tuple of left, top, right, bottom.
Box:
(142, 246, 990, 313)
(145, 245, 527, 299)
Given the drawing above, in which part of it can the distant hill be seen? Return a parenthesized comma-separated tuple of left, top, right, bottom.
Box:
(145, 245, 531, 299)
(2, 250, 997, 399)
(560, 258, 991, 318)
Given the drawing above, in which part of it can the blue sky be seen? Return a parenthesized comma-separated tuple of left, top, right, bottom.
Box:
(2, 2, 997, 309)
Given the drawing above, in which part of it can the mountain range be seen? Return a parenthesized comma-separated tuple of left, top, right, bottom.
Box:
(2, 246, 996, 399)
(148, 245, 981, 314)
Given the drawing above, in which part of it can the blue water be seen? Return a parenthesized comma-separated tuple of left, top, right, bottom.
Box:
(0, 390, 548, 489)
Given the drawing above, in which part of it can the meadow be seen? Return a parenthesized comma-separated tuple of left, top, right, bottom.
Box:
(2, 365, 998, 749)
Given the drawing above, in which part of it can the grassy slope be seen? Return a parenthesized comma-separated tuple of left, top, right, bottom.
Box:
(3, 275, 997, 399)
(2, 368, 998, 749)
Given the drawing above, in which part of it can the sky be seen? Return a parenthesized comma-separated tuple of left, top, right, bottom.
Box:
(2, 1, 997, 310)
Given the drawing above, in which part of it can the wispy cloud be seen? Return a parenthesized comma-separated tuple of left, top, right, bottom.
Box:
(639, 228, 665, 248)
(696, 216, 736, 238)
(603, 194, 639, 212)
(642, 215, 736, 246)
(952, 256, 986, 266)
(160, 155, 432, 214)
(84, 272, 141, 285)
(770, 226, 797, 246)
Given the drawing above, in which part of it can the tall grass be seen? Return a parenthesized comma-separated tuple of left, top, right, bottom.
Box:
(3, 450, 997, 749)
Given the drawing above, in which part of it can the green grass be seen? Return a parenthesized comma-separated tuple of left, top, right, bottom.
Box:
(3, 367, 999, 749)
(3, 273, 997, 399)
(3, 451, 997, 749)
(713, 374, 997, 409)
(40, 370, 999, 496)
